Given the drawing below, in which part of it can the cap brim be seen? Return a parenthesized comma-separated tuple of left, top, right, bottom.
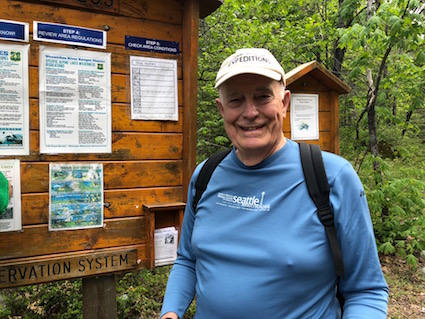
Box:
(215, 67, 282, 88)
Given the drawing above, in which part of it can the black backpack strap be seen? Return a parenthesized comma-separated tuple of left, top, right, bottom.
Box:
(192, 149, 232, 212)
(299, 143, 345, 278)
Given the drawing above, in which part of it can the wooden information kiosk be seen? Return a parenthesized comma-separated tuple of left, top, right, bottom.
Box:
(0, 0, 222, 318)
(285, 60, 351, 153)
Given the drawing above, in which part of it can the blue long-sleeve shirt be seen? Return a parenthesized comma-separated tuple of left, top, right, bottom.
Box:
(160, 140, 389, 318)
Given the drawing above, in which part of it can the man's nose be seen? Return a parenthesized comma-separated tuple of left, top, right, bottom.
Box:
(243, 100, 259, 118)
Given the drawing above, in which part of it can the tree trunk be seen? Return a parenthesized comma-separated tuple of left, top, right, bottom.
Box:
(332, 46, 345, 78)
(392, 96, 397, 117)
(401, 110, 413, 137)
(366, 68, 382, 183)
(332, 0, 347, 77)
(367, 100, 380, 166)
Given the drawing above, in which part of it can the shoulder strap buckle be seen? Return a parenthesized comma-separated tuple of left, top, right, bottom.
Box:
(317, 206, 334, 227)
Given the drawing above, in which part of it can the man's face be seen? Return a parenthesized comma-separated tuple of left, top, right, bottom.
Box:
(216, 74, 290, 165)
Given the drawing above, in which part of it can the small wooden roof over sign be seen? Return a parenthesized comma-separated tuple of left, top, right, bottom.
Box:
(200, 0, 224, 18)
(285, 60, 351, 94)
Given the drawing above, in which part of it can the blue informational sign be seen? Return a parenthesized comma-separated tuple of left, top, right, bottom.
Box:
(34, 21, 107, 49)
(125, 36, 179, 55)
(0, 19, 29, 42)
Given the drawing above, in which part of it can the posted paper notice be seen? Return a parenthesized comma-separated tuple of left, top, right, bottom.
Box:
(130, 56, 178, 121)
(154, 227, 178, 266)
(290, 93, 319, 140)
(39, 46, 111, 153)
(0, 43, 29, 155)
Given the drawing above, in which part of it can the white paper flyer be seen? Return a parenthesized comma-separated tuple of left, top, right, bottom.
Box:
(290, 93, 320, 140)
(130, 56, 178, 121)
(154, 226, 178, 266)
(0, 43, 29, 155)
(39, 46, 111, 153)
(49, 163, 104, 231)
(0, 159, 21, 232)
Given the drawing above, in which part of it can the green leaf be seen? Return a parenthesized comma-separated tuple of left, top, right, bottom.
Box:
(414, 51, 425, 65)
(368, 15, 382, 29)
(379, 242, 395, 255)
(406, 254, 418, 269)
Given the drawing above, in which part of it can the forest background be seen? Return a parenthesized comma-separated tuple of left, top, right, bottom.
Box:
(1, 0, 425, 318)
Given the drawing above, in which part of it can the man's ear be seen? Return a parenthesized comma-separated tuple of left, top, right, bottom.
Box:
(216, 98, 225, 117)
(282, 90, 290, 118)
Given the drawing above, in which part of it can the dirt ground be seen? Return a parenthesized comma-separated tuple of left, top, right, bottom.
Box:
(381, 255, 425, 318)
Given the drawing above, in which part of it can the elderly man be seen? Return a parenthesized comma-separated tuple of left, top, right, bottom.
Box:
(159, 48, 388, 319)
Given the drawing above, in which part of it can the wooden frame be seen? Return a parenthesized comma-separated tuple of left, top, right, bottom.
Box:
(285, 61, 351, 154)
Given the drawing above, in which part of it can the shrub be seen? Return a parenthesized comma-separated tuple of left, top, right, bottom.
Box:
(0, 280, 82, 319)
(0, 268, 196, 319)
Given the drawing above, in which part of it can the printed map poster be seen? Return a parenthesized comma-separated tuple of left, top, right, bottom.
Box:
(130, 56, 178, 121)
(290, 93, 319, 140)
(49, 163, 103, 231)
(0, 159, 21, 232)
(39, 46, 111, 153)
(0, 43, 30, 155)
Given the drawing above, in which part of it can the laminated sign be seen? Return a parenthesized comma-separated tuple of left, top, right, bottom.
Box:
(39, 46, 112, 154)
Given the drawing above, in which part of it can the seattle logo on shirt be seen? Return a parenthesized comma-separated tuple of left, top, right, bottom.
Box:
(217, 191, 270, 212)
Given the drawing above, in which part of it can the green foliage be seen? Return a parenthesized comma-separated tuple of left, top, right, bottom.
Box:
(342, 127, 425, 267)
(0, 268, 196, 319)
(335, 0, 425, 267)
(338, 0, 425, 137)
(0, 280, 82, 319)
(200, 1, 425, 267)
(117, 266, 197, 319)
(368, 176, 425, 266)
(116, 268, 168, 318)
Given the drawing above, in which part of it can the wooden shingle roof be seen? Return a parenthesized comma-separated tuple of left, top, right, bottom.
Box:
(285, 61, 351, 94)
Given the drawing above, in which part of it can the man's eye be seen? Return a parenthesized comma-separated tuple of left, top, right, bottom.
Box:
(258, 95, 272, 101)
(228, 98, 242, 104)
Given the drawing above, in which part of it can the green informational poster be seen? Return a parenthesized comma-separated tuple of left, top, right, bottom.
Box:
(0, 159, 21, 232)
(49, 163, 103, 231)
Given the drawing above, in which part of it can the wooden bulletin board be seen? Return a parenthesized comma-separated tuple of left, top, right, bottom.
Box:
(0, 0, 203, 289)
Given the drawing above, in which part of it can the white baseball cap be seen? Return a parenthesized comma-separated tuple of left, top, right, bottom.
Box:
(215, 48, 285, 88)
